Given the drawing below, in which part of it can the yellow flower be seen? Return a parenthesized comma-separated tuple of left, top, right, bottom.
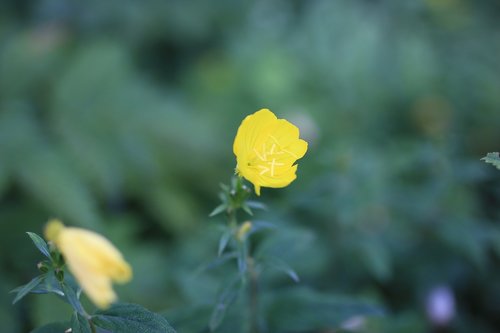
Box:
(44, 219, 132, 309)
(233, 109, 308, 195)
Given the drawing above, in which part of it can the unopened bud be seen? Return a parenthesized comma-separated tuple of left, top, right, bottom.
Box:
(55, 269, 65, 282)
(236, 221, 252, 241)
(37, 261, 50, 273)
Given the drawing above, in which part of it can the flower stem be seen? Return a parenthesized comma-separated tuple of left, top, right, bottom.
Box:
(247, 256, 260, 333)
(220, 176, 260, 332)
(89, 319, 97, 333)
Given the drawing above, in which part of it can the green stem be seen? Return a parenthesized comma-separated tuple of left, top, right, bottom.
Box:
(224, 176, 260, 332)
(89, 319, 97, 333)
(247, 256, 259, 333)
(228, 209, 237, 230)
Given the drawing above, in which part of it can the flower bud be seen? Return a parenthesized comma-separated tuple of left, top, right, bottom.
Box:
(236, 221, 252, 241)
(37, 261, 50, 273)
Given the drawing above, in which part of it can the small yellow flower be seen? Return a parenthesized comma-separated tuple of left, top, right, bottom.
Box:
(233, 109, 308, 195)
(44, 219, 132, 309)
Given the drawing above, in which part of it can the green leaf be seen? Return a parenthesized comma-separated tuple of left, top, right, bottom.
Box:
(11, 274, 45, 304)
(26, 232, 51, 258)
(72, 312, 92, 333)
(93, 303, 177, 333)
(251, 220, 277, 232)
(482, 152, 500, 170)
(209, 203, 227, 217)
(218, 228, 232, 256)
(62, 283, 85, 315)
(219, 183, 230, 192)
(246, 200, 268, 211)
(264, 288, 383, 332)
(30, 322, 70, 333)
(261, 256, 300, 283)
(195, 252, 238, 275)
(209, 276, 242, 332)
(25, 272, 65, 297)
(241, 202, 253, 216)
(237, 241, 248, 276)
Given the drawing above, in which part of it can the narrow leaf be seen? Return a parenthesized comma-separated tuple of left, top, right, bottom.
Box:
(195, 252, 238, 275)
(32, 272, 65, 296)
(237, 242, 248, 276)
(252, 220, 277, 232)
(62, 283, 86, 315)
(241, 203, 253, 216)
(218, 229, 232, 256)
(11, 274, 45, 304)
(209, 204, 227, 217)
(27, 232, 51, 258)
(263, 257, 300, 283)
(219, 183, 230, 192)
(93, 303, 177, 333)
(246, 200, 268, 211)
(209, 276, 241, 331)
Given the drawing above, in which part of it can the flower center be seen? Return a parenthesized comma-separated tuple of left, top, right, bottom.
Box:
(251, 135, 297, 177)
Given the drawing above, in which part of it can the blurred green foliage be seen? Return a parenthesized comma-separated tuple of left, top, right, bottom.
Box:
(1, 0, 500, 332)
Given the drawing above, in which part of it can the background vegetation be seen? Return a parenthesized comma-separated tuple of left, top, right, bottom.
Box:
(1, 0, 500, 332)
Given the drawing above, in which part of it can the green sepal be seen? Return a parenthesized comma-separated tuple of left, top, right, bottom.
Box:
(37, 260, 50, 273)
(56, 269, 65, 282)
(51, 249, 65, 268)
(93, 303, 177, 333)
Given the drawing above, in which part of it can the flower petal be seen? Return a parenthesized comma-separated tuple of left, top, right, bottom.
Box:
(233, 109, 276, 157)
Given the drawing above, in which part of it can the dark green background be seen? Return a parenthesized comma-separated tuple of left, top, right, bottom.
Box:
(1, 0, 499, 332)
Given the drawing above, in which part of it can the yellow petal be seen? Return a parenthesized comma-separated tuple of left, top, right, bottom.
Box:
(66, 255, 117, 308)
(61, 229, 130, 278)
(233, 108, 276, 157)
